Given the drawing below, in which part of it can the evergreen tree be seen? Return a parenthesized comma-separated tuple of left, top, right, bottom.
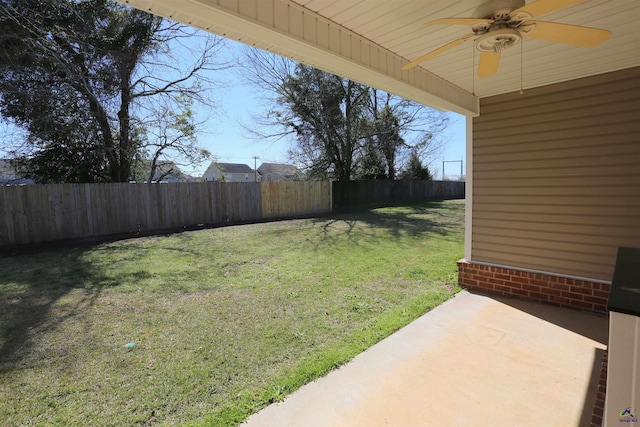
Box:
(400, 150, 433, 180)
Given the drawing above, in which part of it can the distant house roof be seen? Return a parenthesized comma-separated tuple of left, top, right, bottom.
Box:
(202, 162, 256, 182)
(150, 161, 193, 182)
(257, 163, 298, 176)
(0, 159, 12, 173)
(0, 159, 34, 185)
(215, 163, 255, 174)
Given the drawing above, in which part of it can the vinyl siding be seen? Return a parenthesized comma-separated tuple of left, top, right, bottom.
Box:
(472, 67, 640, 282)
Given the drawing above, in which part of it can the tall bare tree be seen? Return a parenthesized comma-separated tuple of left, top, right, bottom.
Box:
(241, 48, 449, 181)
(367, 88, 449, 179)
(140, 95, 211, 183)
(0, 0, 228, 182)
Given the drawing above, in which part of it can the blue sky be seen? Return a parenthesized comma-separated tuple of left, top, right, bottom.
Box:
(195, 38, 467, 179)
(0, 36, 467, 180)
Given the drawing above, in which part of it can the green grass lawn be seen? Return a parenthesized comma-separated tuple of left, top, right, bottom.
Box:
(0, 200, 464, 426)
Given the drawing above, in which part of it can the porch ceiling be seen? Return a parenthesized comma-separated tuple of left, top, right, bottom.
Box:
(120, 0, 640, 115)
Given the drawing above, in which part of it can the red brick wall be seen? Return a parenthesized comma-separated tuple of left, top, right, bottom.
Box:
(457, 260, 610, 314)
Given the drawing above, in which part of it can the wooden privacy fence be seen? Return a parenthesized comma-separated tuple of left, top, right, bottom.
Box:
(0, 181, 332, 247)
(0, 179, 461, 247)
(261, 181, 332, 219)
(333, 180, 465, 211)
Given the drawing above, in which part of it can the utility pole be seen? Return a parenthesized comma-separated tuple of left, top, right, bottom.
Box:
(252, 156, 259, 182)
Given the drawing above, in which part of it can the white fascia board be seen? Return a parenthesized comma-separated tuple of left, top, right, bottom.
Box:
(119, 0, 479, 116)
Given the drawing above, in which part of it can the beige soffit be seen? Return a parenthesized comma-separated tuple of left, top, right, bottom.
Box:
(120, 1, 640, 114)
(119, 0, 479, 116)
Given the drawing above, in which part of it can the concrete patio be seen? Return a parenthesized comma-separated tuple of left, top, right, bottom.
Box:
(243, 290, 608, 427)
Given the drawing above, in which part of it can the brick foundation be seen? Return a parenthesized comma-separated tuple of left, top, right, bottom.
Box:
(457, 260, 610, 314)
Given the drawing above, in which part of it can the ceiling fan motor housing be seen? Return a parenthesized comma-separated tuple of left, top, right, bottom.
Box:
(473, 0, 525, 20)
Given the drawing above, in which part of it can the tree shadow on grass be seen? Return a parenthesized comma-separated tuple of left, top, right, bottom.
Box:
(312, 201, 464, 243)
(0, 245, 125, 370)
(0, 201, 464, 370)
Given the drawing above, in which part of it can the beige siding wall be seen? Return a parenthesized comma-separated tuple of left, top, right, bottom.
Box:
(472, 67, 640, 282)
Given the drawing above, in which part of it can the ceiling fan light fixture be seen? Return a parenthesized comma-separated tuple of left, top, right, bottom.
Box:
(476, 28, 521, 52)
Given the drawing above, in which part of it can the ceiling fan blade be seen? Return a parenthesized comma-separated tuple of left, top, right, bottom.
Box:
(511, 0, 586, 19)
(426, 18, 493, 26)
(478, 51, 501, 78)
(401, 34, 474, 71)
(525, 21, 611, 47)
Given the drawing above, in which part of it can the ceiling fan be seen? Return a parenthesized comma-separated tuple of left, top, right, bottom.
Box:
(401, 0, 611, 77)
